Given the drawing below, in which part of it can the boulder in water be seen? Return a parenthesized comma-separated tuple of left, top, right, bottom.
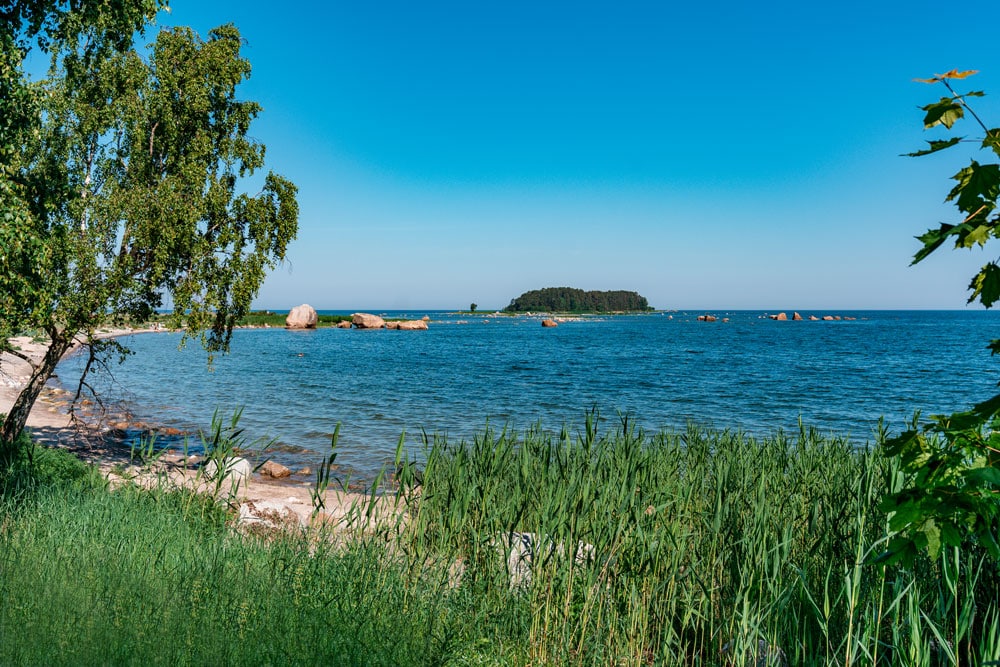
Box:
(285, 304, 318, 329)
(352, 313, 386, 329)
(260, 460, 292, 479)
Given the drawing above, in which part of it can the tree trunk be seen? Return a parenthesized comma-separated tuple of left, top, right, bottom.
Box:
(0, 334, 72, 444)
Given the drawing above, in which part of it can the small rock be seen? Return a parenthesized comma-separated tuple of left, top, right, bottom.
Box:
(792, 312, 802, 321)
(336, 320, 352, 329)
(421, 315, 430, 321)
(809, 315, 819, 321)
(396, 320, 428, 330)
(285, 304, 318, 329)
(822, 315, 834, 321)
(385, 321, 401, 330)
(260, 460, 292, 479)
(541, 319, 558, 327)
(774, 312, 788, 321)
(298, 467, 312, 476)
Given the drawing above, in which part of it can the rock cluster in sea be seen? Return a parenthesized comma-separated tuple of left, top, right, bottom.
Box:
(767, 312, 857, 321)
(351, 313, 427, 330)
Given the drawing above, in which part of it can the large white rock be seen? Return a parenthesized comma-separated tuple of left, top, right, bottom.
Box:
(495, 532, 595, 591)
(285, 304, 318, 329)
(352, 313, 386, 329)
(204, 456, 252, 485)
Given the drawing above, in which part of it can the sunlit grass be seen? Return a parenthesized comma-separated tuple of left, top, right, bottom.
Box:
(2, 415, 998, 665)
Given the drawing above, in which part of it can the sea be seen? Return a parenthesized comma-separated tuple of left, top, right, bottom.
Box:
(54, 310, 1000, 479)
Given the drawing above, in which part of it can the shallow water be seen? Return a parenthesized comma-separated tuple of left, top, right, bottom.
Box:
(56, 310, 1000, 477)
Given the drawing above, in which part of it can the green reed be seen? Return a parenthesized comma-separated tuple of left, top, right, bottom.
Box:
(394, 414, 1000, 665)
(2, 414, 998, 665)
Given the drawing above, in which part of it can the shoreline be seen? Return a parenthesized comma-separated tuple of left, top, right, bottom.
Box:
(1, 327, 372, 527)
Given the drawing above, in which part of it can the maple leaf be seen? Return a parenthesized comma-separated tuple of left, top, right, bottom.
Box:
(914, 69, 978, 84)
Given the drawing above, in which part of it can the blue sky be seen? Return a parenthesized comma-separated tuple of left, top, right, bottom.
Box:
(155, 1, 1000, 310)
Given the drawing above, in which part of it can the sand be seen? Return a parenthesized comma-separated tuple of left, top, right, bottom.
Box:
(1, 329, 382, 530)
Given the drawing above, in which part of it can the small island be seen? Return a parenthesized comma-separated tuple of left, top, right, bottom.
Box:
(504, 287, 652, 313)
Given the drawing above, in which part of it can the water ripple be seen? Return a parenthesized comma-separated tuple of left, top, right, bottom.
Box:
(56, 310, 1000, 477)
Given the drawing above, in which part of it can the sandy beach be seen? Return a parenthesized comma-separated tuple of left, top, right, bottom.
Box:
(1, 329, 378, 529)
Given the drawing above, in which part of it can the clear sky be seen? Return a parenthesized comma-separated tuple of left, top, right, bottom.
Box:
(153, 0, 1000, 311)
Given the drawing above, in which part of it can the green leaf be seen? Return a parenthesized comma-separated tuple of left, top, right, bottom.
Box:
(968, 262, 1000, 307)
(940, 521, 964, 548)
(923, 519, 942, 560)
(965, 467, 1000, 486)
(963, 224, 994, 248)
(985, 129, 1000, 156)
(947, 161, 1000, 215)
(970, 392, 1000, 420)
(887, 504, 926, 532)
(905, 137, 962, 157)
(922, 98, 965, 129)
(912, 223, 955, 265)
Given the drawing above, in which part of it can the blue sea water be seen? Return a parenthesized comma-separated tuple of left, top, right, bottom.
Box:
(55, 310, 1000, 477)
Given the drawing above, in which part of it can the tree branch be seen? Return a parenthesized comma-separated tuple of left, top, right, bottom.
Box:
(148, 120, 158, 157)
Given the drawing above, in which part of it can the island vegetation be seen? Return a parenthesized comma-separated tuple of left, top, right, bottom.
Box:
(504, 287, 652, 313)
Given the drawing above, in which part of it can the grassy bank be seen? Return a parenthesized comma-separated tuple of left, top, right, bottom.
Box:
(2, 419, 999, 665)
(236, 311, 353, 327)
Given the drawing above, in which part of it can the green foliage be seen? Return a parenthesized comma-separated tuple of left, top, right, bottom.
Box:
(0, 421, 96, 493)
(1, 3, 298, 444)
(470, 302, 477, 312)
(394, 417, 1000, 664)
(2, 418, 999, 664)
(504, 287, 651, 313)
(881, 70, 1000, 567)
(880, 399, 1000, 564)
(234, 310, 352, 327)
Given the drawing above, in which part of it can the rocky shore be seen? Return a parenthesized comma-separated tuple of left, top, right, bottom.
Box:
(1, 328, 373, 531)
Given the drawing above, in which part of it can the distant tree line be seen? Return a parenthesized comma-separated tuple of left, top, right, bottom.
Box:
(504, 288, 651, 313)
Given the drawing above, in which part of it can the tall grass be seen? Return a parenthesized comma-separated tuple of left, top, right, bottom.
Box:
(2, 415, 998, 665)
(395, 414, 1000, 665)
(0, 444, 483, 666)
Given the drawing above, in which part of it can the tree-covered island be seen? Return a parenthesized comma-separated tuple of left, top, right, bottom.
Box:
(504, 287, 652, 313)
